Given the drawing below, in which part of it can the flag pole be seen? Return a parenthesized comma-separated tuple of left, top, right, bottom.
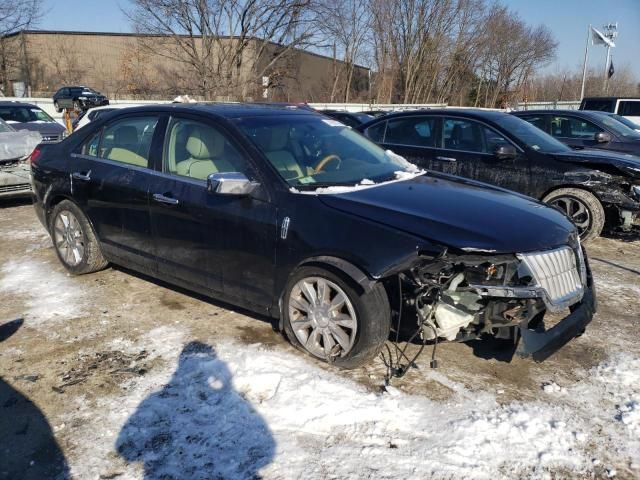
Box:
(603, 45, 611, 93)
(580, 25, 590, 100)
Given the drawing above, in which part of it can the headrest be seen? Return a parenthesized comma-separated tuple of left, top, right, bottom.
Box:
(270, 126, 289, 150)
(251, 126, 289, 152)
(114, 126, 138, 144)
(186, 125, 224, 159)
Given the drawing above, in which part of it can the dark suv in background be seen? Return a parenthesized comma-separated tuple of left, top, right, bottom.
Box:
(53, 86, 109, 112)
(358, 109, 640, 240)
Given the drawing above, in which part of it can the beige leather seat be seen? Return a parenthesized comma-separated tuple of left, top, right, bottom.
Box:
(107, 126, 147, 167)
(256, 126, 304, 179)
(176, 125, 234, 180)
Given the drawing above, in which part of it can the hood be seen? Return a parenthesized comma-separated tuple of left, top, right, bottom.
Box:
(10, 122, 65, 135)
(554, 148, 640, 172)
(319, 174, 575, 254)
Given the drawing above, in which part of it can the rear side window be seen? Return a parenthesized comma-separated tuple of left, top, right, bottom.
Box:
(581, 99, 615, 112)
(619, 101, 640, 116)
(98, 116, 158, 168)
(82, 131, 101, 156)
(550, 116, 601, 139)
(385, 116, 438, 147)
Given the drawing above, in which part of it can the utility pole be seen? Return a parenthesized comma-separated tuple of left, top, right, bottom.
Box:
(580, 25, 590, 100)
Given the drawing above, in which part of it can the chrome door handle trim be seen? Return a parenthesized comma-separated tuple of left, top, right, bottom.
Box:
(436, 156, 457, 162)
(72, 170, 91, 181)
(153, 193, 180, 205)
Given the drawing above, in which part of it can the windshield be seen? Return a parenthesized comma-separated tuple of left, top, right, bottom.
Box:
(605, 113, 640, 132)
(0, 106, 56, 124)
(0, 118, 14, 133)
(494, 114, 571, 153)
(235, 114, 419, 188)
(595, 113, 640, 139)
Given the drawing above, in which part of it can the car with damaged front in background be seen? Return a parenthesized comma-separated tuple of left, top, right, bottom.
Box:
(30, 104, 595, 370)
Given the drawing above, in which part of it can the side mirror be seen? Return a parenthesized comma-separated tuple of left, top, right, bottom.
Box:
(207, 172, 258, 196)
(493, 144, 517, 160)
(594, 132, 611, 143)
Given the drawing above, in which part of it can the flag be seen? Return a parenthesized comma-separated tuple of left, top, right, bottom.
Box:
(608, 59, 615, 78)
(591, 27, 615, 47)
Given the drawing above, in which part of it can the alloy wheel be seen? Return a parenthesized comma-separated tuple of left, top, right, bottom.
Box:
(53, 210, 85, 267)
(288, 276, 358, 359)
(549, 196, 591, 236)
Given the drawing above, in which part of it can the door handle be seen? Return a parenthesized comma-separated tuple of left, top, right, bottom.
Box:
(72, 170, 91, 181)
(436, 156, 457, 162)
(153, 193, 180, 205)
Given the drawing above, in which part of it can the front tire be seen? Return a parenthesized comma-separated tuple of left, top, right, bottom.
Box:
(50, 200, 108, 275)
(542, 188, 605, 242)
(283, 266, 390, 369)
(54, 101, 61, 113)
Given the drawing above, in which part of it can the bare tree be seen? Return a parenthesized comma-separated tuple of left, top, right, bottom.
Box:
(126, 0, 318, 100)
(0, 0, 43, 95)
(315, 0, 371, 102)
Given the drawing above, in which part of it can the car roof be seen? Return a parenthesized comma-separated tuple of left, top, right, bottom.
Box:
(512, 109, 608, 119)
(105, 102, 319, 119)
(581, 96, 640, 101)
(0, 101, 40, 109)
(362, 108, 510, 122)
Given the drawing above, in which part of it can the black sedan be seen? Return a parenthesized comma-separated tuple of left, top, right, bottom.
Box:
(53, 86, 109, 112)
(357, 109, 640, 241)
(512, 109, 640, 155)
(31, 104, 595, 367)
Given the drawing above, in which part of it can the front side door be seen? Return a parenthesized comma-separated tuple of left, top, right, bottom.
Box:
(149, 115, 278, 307)
(70, 115, 162, 271)
(364, 115, 442, 171)
(437, 116, 532, 194)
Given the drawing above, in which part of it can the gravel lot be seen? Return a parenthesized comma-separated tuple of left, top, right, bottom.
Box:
(1, 199, 639, 479)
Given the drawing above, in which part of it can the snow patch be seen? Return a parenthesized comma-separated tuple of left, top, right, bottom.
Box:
(0, 259, 87, 324)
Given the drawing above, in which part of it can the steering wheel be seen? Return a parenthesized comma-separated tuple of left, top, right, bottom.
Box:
(314, 154, 342, 173)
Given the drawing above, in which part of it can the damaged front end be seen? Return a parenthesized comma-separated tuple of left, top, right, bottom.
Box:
(396, 236, 596, 363)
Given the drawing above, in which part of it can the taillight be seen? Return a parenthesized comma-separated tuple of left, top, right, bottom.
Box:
(30, 147, 42, 165)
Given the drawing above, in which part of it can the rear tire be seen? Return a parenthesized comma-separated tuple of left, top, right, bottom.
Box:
(49, 200, 108, 275)
(283, 266, 390, 369)
(542, 188, 605, 242)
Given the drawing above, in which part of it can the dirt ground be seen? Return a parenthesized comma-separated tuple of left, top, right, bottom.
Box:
(1, 199, 639, 479)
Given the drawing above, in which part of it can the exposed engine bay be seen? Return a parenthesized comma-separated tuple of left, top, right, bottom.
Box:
(383, 242, 593, 380)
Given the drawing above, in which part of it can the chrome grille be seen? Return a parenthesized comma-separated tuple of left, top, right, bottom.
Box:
(518, 246, 584, 309)
(0, 183, 31, 193)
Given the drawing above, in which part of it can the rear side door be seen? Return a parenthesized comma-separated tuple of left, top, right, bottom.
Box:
(437, 116, 532, 194)
(70, 114, 163, 272)
(549, 115, 603, 150)
(363, 115, 441, 171)
(618, 100, 640, 125)
(149, 115, 277, 307)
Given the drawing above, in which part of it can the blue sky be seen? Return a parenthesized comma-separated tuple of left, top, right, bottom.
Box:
(40, 0, 640, 77)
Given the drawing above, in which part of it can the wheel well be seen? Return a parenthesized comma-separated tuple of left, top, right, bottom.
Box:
(276, 257, 390, 330)
(540, 184, 599, 202)
(45, 195, 73, 228)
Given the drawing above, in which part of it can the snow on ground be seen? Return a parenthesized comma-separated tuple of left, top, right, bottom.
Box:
(0, 258, 88, 325)
(60, 329, 640, 480)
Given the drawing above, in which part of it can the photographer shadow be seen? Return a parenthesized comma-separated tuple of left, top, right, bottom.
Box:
(116, 341, 275, 479)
